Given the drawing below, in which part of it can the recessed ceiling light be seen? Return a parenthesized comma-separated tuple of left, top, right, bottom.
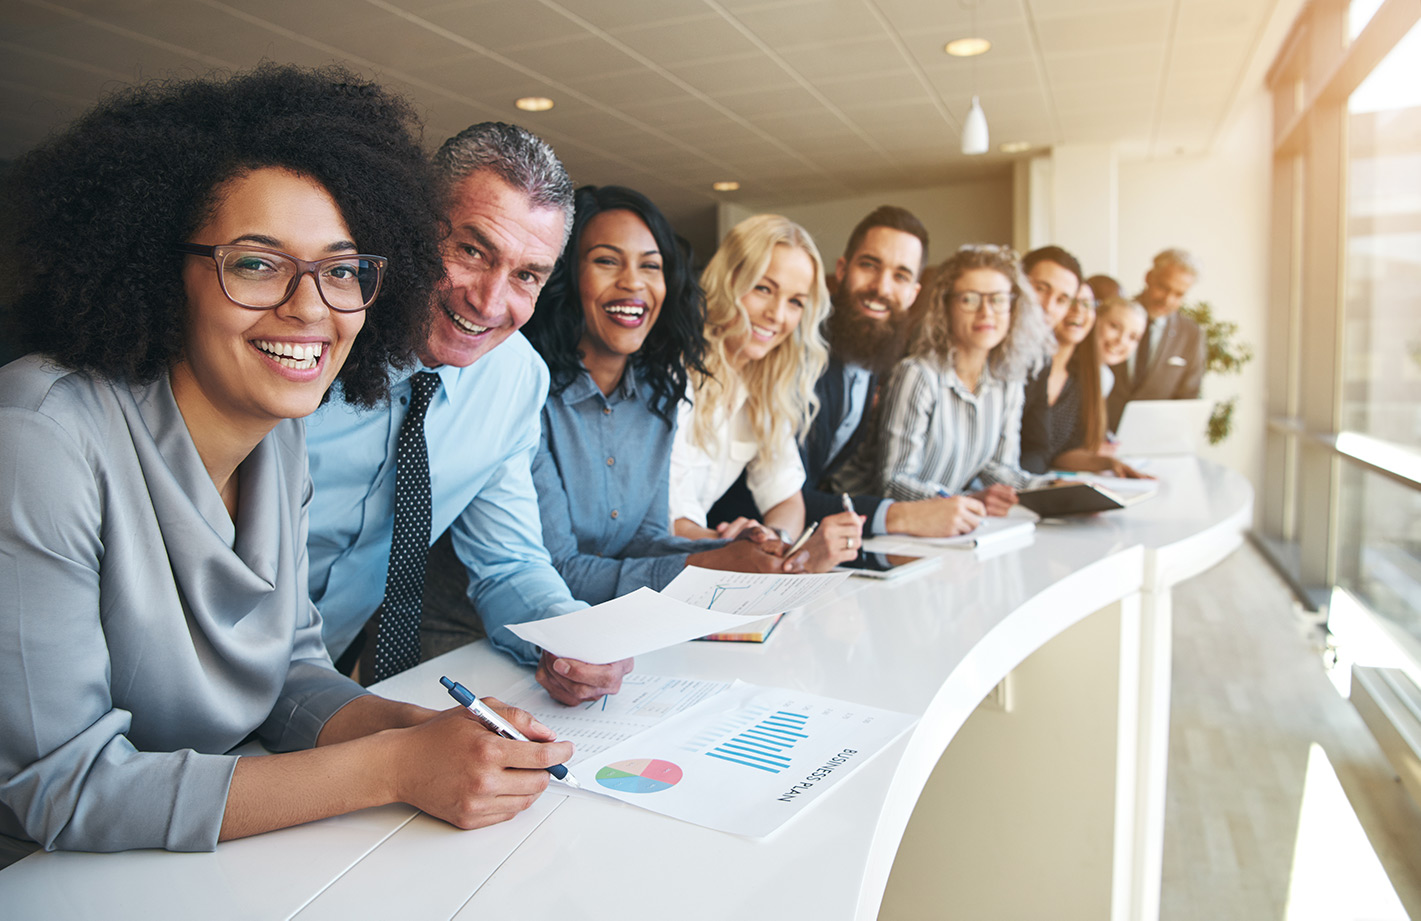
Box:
(515, 96, 555, 112)
(712, 181, 740, 192)
(1000, 141, 1032, 154)
(945, 37, 991, 57)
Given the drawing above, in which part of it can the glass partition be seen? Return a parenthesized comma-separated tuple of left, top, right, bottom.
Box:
(1341, 25, 1421, 449)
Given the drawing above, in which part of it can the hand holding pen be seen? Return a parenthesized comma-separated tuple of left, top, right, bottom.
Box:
(777, 496, 863, 573)
(442, 676, 580, 788)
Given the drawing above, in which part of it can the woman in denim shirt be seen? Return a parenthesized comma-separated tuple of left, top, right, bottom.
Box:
(523, 186, 794, 605)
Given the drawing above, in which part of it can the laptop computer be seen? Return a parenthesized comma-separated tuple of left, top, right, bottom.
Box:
(1113, 398, 1212, 456)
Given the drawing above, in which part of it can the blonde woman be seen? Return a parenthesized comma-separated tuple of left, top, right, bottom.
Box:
(840, 244, 1055, 517)
(669, 214, 862, 571)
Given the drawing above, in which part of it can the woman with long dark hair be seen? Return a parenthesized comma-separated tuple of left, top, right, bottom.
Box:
(523, 186, 797, 604)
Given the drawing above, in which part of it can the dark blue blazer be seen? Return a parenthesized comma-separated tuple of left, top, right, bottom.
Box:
(707, 356, 885, 529)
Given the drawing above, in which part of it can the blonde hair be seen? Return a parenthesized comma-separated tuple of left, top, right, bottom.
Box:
(691, 214, 831, 461)
(911, 244, 1054, 382)
(1097, 295, 1147, 326)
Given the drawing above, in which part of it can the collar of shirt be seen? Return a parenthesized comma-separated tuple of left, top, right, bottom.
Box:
(945, 364, 1004, 404)
(560, 363, 641, 408)
(392, 360, 474, 408)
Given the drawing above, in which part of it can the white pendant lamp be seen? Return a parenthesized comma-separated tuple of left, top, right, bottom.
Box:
(962, 95, 989, 155)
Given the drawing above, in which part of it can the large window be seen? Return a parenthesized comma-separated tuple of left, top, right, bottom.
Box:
(1342, 27, 1421, 447)
(1263, 0, 1421, 668)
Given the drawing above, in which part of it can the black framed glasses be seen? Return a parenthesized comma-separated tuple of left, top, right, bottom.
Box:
(177, 243, 387, 313)
(950, 289, 1014, 315)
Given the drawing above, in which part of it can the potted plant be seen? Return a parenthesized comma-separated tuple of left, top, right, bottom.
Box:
(1180, 301, 1254, 444)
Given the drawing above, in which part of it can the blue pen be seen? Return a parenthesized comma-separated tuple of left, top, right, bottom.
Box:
(935, 486, 953, 499)
(440, 676, 579, 787)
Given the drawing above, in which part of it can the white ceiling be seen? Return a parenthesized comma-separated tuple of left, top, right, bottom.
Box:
(1, 0, 1285, 237)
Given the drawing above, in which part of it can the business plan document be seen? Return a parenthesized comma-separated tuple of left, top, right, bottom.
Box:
(566, 681, 916, 837)
(497, 672, 732, 759)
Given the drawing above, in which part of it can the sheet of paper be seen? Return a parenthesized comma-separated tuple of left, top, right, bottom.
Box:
(504, 587, 766, 663)
(1081, 474, 1160, 497)
(568, 681, 917, 838)
(907, 514, 1036, 549)
(495, 673, 732, 761)
(660, 567, 851, 616)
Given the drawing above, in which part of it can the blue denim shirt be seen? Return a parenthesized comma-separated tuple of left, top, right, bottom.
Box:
(533, 365, 715, 605)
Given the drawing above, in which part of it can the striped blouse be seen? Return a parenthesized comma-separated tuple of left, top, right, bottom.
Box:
(834, 355, 1043, 501)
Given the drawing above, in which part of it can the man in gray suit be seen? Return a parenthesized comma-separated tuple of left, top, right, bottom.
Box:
(1106, 248, 1206, 429)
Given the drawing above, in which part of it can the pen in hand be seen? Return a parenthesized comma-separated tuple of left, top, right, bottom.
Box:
(780, 520, 819, 559)
(440, 676, 580, 788)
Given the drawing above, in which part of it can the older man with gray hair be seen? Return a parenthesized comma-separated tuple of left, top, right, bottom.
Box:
(1106, 247, 1206, 429)
(305, 122, 632, 707)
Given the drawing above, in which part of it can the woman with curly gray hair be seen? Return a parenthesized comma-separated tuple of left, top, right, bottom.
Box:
(836, 244, 1054, 517)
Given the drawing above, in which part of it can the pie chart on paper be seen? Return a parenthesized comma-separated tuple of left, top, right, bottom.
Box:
(595, 758, 683, 794)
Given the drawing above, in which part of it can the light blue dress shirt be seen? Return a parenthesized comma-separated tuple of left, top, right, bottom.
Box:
(533, 365, 714, 605)
(305, 334, 585, 666)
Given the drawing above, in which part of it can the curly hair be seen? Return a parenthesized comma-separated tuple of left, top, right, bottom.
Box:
(0, 64, 444, 407)
(522, 185, 706, 425)
(910, 244, 1054, 383)
(692, 214, 830, 462)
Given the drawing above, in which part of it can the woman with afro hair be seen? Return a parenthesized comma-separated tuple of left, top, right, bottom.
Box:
(0, 65, 570, 867)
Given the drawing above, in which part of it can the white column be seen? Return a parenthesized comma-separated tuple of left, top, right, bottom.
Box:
(1049, 144, 1119, 276)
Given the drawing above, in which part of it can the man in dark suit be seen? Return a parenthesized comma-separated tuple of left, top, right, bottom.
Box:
(712, 206, 985, 537)
(1106, 248, 1207, 430)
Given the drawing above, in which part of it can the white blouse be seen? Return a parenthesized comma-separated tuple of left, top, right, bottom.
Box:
(668, 379, 805, 528)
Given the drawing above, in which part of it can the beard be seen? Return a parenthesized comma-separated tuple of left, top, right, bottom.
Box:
(826, 288, 909, 374)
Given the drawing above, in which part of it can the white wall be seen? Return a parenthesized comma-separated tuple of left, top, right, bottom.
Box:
(722, 175, 1014, 268)
(1116, 88, 1273, 493)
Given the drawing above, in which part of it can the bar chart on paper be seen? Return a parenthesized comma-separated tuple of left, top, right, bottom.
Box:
(705, 709, 809, 773)
(572, 682, 917, 836)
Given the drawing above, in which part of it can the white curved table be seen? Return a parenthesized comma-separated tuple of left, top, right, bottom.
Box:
(0, 457, 1251, 921)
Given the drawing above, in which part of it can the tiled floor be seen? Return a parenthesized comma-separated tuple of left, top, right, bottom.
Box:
(1160, 541, 1421, 920)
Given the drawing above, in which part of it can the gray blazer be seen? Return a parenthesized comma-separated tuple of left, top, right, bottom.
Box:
(1106, 310, 1206, 430)
(0, 355, 365, 866)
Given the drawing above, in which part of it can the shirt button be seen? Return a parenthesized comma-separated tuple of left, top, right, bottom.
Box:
(606, 456, 615, 466)
(610, 509, 619, 519)
(603, 406, 612, 415)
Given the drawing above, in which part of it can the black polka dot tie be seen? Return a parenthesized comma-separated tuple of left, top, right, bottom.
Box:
(373, 370, 440, 682)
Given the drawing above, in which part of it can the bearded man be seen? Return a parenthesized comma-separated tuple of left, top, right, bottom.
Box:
(712, 206, 986, 538)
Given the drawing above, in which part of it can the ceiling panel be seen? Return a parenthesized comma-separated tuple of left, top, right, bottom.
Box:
(775, 35, 907, 81)
(666, 52, 795, 95)
(544, 0, 712, 32)
(731, 0, 889, 47)
(0, 0, 1287, 238)
(607, 14, 759, 66)
(416, 2, 593, 49)
(1031, 6, 1173, 56)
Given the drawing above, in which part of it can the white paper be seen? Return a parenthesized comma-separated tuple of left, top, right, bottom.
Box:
(568, 681, 917, 837)
(660, 567, 851, 616)
(504, 587, 765, 663)
(908, 514, 1036, 549)
(495, 672, 732, 760)
(1079, 474, 1160, 497)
